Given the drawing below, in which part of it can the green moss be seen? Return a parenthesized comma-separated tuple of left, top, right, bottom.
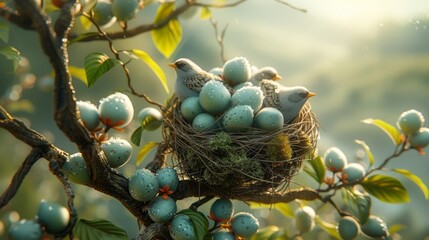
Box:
(209, 132, 233, 155)
(267, 133, 293, 163)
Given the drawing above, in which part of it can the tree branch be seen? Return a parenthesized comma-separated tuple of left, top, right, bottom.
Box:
(0, 4, 34, 30)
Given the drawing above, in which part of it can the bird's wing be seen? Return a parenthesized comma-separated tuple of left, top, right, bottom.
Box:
(261, 80, 280, 108)
(183, 72, 213, 92)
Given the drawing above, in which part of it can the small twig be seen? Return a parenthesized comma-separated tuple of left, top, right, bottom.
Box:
(209, 18, 228, 64)
(190, 196, 214, 210)
(274, 0, 307, 13)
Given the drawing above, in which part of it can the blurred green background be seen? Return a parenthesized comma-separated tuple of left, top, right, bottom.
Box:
(1, 0, 429, 239)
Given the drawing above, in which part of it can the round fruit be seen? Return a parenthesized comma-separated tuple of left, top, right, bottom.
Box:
(147, 196, 177, 223)
(180, 97, 204, 123)
(233, 82, 253, 91)
(254, 107, 284, 131)
(92, 0, 116, 29)
(213, 229, 235, 240)
(37, 200, 70, 234)
(209, 67, 223, 77)
(192, 113, 217, 132)
(111, 0, 139, 22)
(231, 212, 259, 238)
(101, 137, 133, 168)
(397, 109, 424, 135)
(324, 147, 347, 173)
(156, 167, 179, 193)
(409, 127, 429, 149)
(77, 100, 100, 131)
(231, 86, 264, 112)
(199, 80, 231, 115)
(222, 105, 254, 132)
(294, 206, 315, 233)
(209, 198, 233, 223)
(337, 216, 360, 240)
(99, 92, 134, 129)
(138, 107, 164, 131)
(341, 163, 365, 184)
(361, 215, 388, 238)
(169, 214, 195, 240)
(128, 168, 159, 202)
(223, 57, 252, 86)
(8, 219, 42, 240)
(62, 153, 90, 185)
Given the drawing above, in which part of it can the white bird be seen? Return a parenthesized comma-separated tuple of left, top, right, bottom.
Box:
(249, 67, 281, 86)
(169, 58, 228, 101)
(260, 80, 316, 123)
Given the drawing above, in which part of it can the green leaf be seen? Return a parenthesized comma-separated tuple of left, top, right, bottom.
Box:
(0, 23, 9, 42)
(393, 169, 429, 199)
(151, 3, 182, 58)
(131, 126, 143, 146)
(84, 52, 120, 87)
(0, 46, 21, 71)
(69, 66, 88, 85)
(362, 119, 403, 145)
(315, 216, 341, 239)
(355, 140, 375, 166)
(136, 141, 159, 166)
(249, 202, 293, 218)
(130, 49, 169, 94)
(304, 156, 325, 184)
(389, 224, 406, 235)
(200, 7, 212, 20)
(80, 15, 92, 31)
(252, 226, 289, 240)
(178, 209, 209, 240)
(74, 219, 128, 240)
(341, 188, 371, 223)
(361, 174, 410, 203)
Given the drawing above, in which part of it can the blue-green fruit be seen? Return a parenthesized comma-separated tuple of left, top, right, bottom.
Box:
(223, 57, 251, 86)
(138, 107, 164, 131)
(169, 214, 195, 240)
(233, 82, 253, 91)
(213, 229, 235, 240)
(128, 169, 159, 202)
(222, 105, 254, 132)
(210, 198, 233, 223)
(397, 109, 425, 135)
(101, 137, 133, 168)
(409, 127, 429, 149)
(111, 0, 139, 21)
(148, 196, 177, 223)
(99, 92, 134, 129)
(63, 153, 90, 185)
(209, 67, 223, 77)
(361, 215, 388, 238)
(8, 220, 42, 240)
(192, 113, 217, 132)
(294, 206, 315, 233)
(231, 86, 264, 112)
(341, 163, 365, 184)
(231, 212, 259, 238)
(77, 101, 100, 131)
(199, 80, 231, 115)
(254, 107, 284, 131)
(37, 200, 70, 234)
(324, 147, 347, 173)
(180, 97, 204, 123)
(156, 167, 179, 193)
(337, 216, 360, 240)
(92, 0, 116, 29)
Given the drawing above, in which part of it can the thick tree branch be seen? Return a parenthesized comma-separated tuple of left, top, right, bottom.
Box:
(0, 4, 34, 30)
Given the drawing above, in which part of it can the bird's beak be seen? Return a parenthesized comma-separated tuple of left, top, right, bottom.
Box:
(307, 92, 317, 98)
(169, 63, 177, 69)
(273, 74, 282, 80)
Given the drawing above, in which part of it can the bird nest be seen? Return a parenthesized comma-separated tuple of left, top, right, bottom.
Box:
(162, 96, 319, 199)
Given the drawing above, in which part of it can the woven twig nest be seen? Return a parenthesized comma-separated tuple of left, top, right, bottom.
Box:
(162, 96, 319, 199)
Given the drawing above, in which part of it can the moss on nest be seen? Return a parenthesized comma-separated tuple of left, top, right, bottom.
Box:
(267, 133, 293, 165)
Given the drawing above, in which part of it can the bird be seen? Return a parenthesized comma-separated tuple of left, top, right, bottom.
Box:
(260, 80, 316, 123)
(249, 67, 282, 86)
(169, 58, 231, 101)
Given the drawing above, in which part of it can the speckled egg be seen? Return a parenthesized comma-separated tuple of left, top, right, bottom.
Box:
(169, 214, 195, 240)
(209, 67, 223, 77)
(231, 212, 259, 238)
(409, 127, 429, 149)
(8, 220, 42, 240)
(210, 198, 233, 223)
(231, 86, 264, 112)
(98, 92, 134, 128)
(148, 196, 177, 223)
(222, 105, 254, 132)
(213, 230, 235, 240)
(137, 107, 164, 131)
(77, 101, 100, 131)
(156, 167, 179, 193)
(253, 107, 284, 131)
(128, 168, 159, 202)
(192, 113, 217, 132)
(341, 163, 365, 184)
(324, 147, 348, 173)
(199, 80, 231, 115)
(361, 215, 388, 238)
(223, 57, 252, 86)
(37, 200, 70, 234)
(233, 82, 253, 91)
(101, 137, 133, 168)
(62, 153, 90, 185)
(180, 97, 204, 123)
